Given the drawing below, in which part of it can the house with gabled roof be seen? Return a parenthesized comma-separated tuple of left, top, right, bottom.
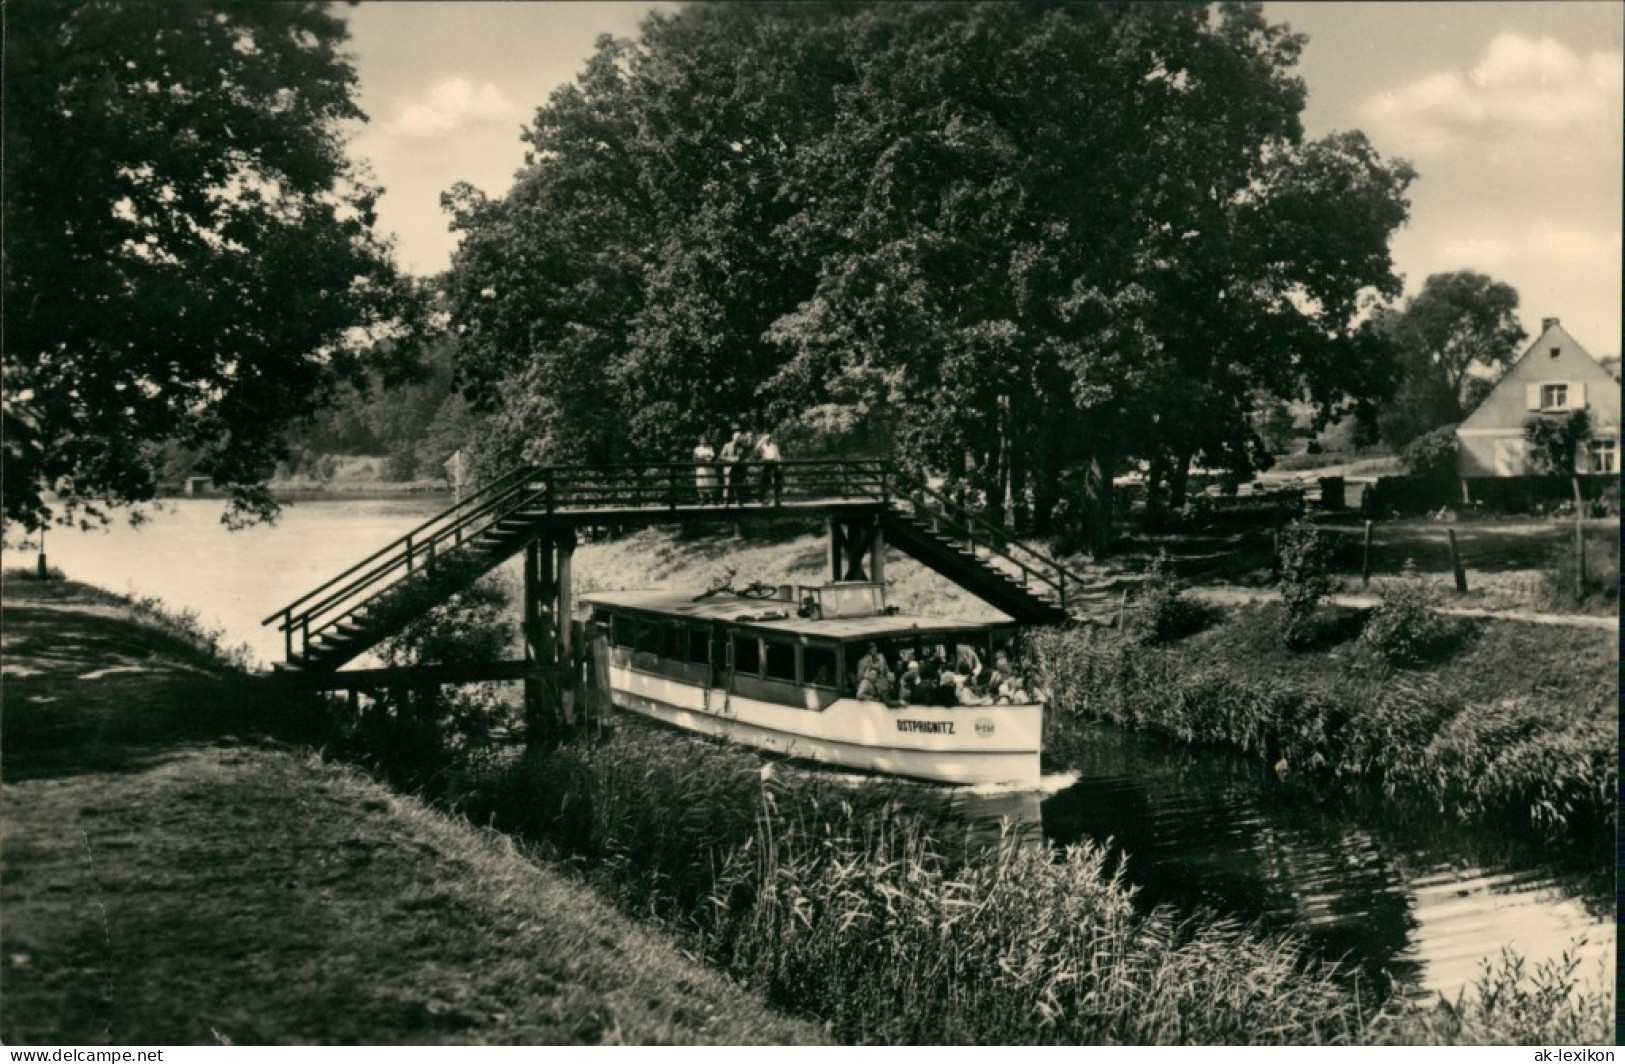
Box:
(1456, 317, 1620, 480)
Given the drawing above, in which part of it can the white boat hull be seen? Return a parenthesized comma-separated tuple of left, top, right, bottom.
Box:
(606, 662, 1043, 786)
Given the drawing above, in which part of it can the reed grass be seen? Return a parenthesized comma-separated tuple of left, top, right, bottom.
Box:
(1031, 618, 1615, 850)
(458, 724, 1608, 1044)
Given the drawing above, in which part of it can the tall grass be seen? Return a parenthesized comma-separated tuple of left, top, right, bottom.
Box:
(451, 725, 1607, 1045)
(1031, 624, 1615, 850)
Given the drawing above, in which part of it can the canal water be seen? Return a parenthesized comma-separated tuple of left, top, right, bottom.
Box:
(6, 497, 1612, 1005)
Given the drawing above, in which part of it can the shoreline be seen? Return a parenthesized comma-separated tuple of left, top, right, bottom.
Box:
(0, 574, 828, 1046)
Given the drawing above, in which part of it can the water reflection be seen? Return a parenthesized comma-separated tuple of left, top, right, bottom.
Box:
(953, 724, 1610, 1003)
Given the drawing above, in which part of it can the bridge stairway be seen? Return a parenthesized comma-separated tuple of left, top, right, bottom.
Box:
(879, 493, 1116, 626)
(264, 459, 1112, 676)
(265, 460, 896, 674)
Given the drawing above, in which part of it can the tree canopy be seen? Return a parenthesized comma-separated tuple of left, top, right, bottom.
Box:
(444, 2, 1415, 543)
(3, 0, 416, 530)
(1373, 270, 1525, 449)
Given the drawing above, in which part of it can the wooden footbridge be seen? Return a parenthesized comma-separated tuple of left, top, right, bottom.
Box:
(263, 460, 1106, 723)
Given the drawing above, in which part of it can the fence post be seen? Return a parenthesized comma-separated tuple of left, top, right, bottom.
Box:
(1361, 520, 1373, 587)
(406, 533, 414, 572)
(1571, 476, 1585, 601)
(1447, 529, 1468, 594)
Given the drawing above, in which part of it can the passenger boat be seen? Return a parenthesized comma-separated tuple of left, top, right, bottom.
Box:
(579, 581, 1043, 786)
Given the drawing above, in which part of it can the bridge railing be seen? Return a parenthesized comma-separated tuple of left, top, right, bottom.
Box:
(263, 458, 893, 662)
(891, 482, 1084, 611)
(519, 458, 889, 510)
(262, 463, 545, 662)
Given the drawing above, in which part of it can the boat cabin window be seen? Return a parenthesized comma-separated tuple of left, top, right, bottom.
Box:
(660, 623, 687, 660)
(610, 614, 635, 650)
(732, 633, 761, 677)
(687, 626, 711, 664)
(804, 644, 837, 689)
(763, 640, 797, 683)
(633, 618, 661, 656)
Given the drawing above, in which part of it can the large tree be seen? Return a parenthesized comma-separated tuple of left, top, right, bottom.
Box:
(444, 2, 1414, 545)
(4, 0, 415, 530)
(1374, 270, 1525, 449)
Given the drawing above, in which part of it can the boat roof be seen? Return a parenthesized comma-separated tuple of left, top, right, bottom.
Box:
(580, 589, 1015, 641)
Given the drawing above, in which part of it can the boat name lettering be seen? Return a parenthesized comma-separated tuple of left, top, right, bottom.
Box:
(897, 720, 955, 735)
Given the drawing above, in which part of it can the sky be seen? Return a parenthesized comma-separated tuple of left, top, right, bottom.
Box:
(341, 1, 1623, 356)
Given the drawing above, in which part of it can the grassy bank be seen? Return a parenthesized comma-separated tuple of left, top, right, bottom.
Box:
(456, 725, 1609, 1045)
(0, 576, 826, 1045)
(1033, 602, 1616, 852)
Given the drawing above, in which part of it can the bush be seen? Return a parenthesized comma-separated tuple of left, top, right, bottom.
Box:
(1400, 425, 1460, 484)
(332, 575, 522, 793)
(1276, 520, 1336, 649)
(1126, 552, 1215, 644)
(1363, 562, 1465, 665)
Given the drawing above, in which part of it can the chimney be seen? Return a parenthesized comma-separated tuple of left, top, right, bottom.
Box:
(1542, 317, 1560, 332)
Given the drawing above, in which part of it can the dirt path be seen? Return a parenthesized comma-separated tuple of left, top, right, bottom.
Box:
(1, 578, 827, 1046)
(1187, 585, 1616, 630)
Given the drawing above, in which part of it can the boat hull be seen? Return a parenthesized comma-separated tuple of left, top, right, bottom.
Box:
(605, 662, 1042, 786)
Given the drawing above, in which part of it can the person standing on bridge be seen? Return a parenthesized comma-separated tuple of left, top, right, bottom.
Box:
(693, 436, 718, 503)
(719, 429, 744, 505)
(754, 431, 783, 505)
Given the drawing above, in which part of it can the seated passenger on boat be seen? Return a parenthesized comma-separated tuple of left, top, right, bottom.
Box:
(853, 641, 893, 701)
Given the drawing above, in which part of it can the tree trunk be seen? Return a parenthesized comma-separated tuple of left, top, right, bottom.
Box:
(1010, 443, 1030, 534)
(1168, 450, 1194, 509)
(1146, 453, 1170, 516)
(1083, 454, 1113, 555)
(1032, 459, 1059, 536)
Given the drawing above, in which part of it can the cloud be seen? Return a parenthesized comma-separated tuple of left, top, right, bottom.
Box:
(1359, 33, 1622, 150)
(383, 78, 518, 137)
(1434, 225, 1620, 272)
(1524, 225, 1622, 268)
(1437, 236, 1514, 267)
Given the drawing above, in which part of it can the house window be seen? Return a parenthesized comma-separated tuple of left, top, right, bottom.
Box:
(1549, 346, 1561, 358)
(1589, 438, 1617, 474)
(1540, 383, 1568, 410)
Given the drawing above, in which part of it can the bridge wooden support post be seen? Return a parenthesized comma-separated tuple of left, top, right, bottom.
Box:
(523, 529, 578, 746)
(829, 514, 883, 582)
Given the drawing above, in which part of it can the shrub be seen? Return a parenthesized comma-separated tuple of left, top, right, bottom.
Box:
(1400, 425, 1460, 485)
(1276, 520, 1336, 648)
(1126, 552, 1214, 644)
(1363, 562, 1464, 665)
(1521, 409, 1591, 475)
(334, 575, 522, 793)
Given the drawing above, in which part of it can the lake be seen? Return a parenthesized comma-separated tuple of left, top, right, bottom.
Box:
(5, 495, 1611, 1007)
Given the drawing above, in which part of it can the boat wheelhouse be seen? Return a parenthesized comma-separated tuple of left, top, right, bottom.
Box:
(580, 581, 1043, 786)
